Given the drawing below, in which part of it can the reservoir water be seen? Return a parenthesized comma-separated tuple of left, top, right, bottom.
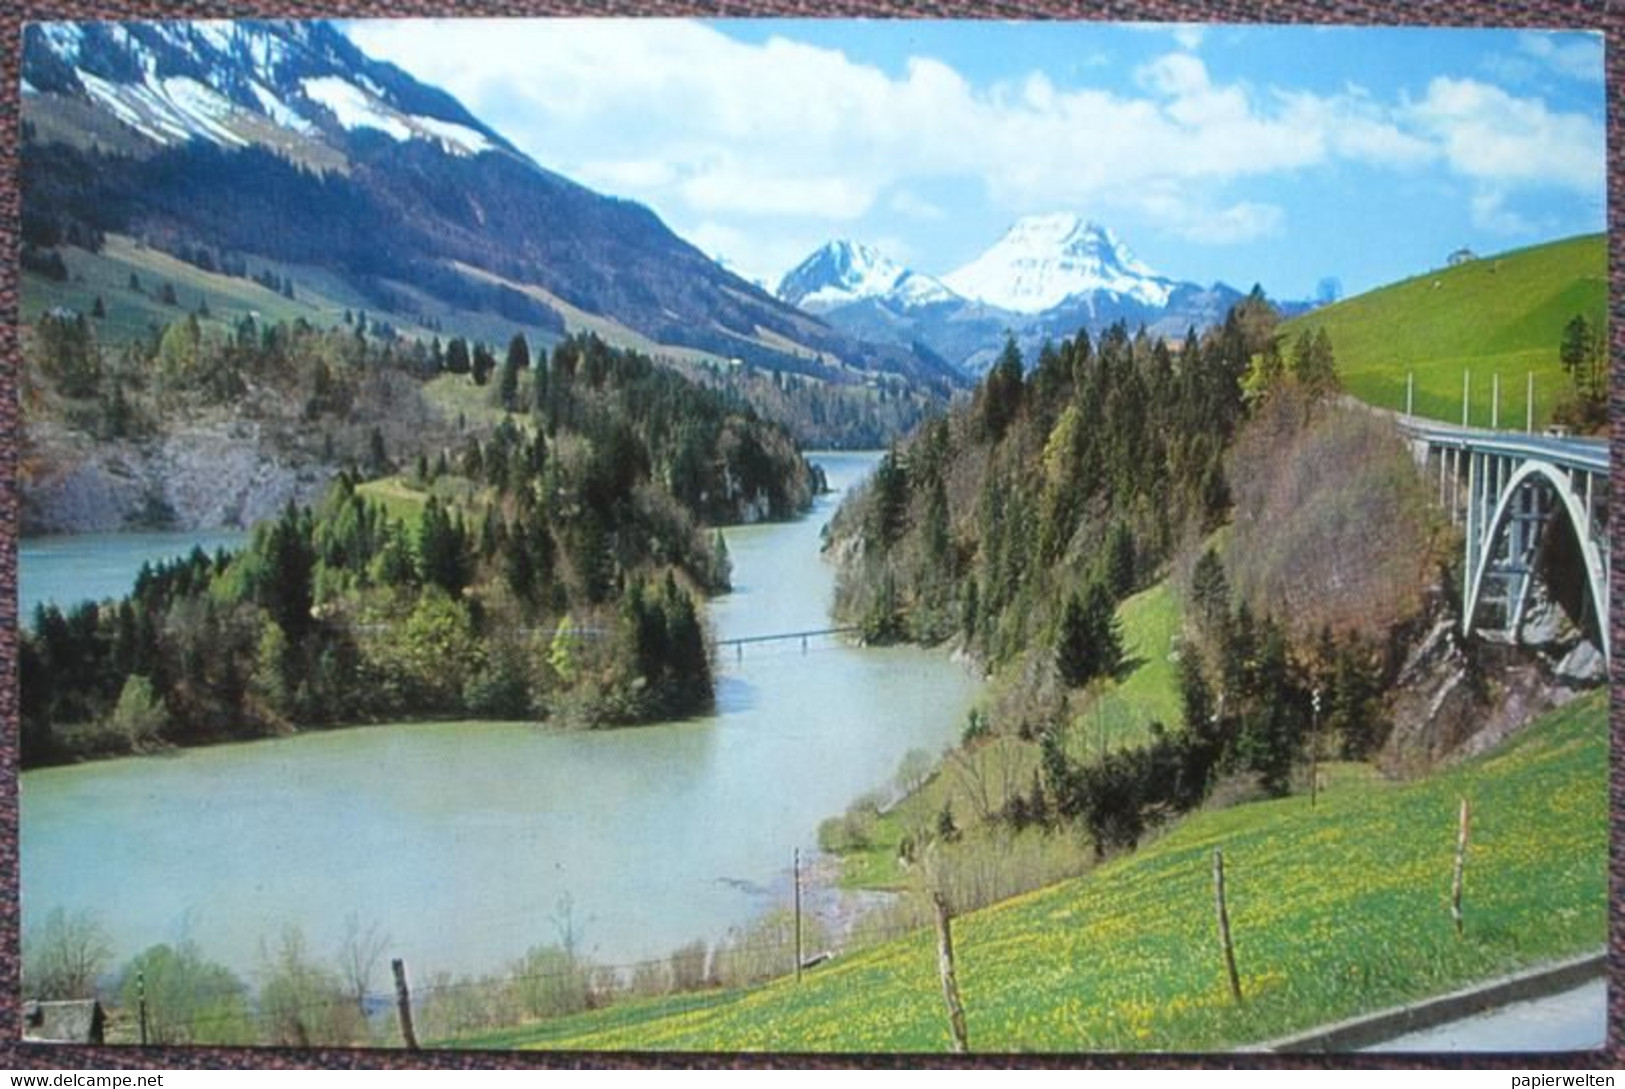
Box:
(18, 528, 252, 621)
(19, 452, 979, 981)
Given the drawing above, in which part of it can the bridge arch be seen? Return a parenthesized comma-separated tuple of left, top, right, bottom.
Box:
(1463, 458, 1609, 662)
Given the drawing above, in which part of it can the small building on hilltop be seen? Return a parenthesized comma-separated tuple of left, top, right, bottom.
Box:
(23, 999, 106, 1045)
(1447, 247, 1477, 267)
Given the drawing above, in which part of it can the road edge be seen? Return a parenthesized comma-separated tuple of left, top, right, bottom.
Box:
(1247, 950, 1608, 1053)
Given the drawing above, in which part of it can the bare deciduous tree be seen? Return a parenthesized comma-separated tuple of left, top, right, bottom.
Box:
(23, 907, 113, 1000)
(894, 747, 936, 799)
(336, 912, 390, 1017)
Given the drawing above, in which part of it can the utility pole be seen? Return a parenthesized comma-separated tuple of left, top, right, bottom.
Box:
(1406, 371, 1414, 418)
(137, 970, 148, 1046)
(1492, 374, 1500, 429)
(1462, 369, 1471, 427)
(1527, 373, 1534, 433)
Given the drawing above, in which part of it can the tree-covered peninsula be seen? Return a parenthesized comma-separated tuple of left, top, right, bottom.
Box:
(20, 323, 823, 766)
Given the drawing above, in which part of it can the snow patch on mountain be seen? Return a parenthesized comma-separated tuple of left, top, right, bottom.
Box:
(192, 20, 237, 55)
(944, 212, 1174, 313)
(301, 75, 413, 141)
(161, 77, 249, 146)
(78, 71, 155, 135)
(76, 68, 251, 147)
(408, 114, 493, 157)
(101, 25, 159, 80)
(29, 21, 507, 161)
(40, 24, 84, 61)
(79, 71, 184, 144)
(248, 80, 315, 133)
(245, 28, 289, 75)
(297, 76, 490, 155)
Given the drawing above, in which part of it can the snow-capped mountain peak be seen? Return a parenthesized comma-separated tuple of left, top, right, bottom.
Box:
(943, 213, 1173, 314)
(777, 240, 956, 311)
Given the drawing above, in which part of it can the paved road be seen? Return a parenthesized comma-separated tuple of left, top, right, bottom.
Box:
(1341, 394, 1609, 472)
(1364, 979, 1608, 1053)
(1400, 420, 1609, 473)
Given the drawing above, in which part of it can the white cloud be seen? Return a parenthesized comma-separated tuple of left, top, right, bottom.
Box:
(1126, 22, 1205, 51)
(1519, 32, 1603, 83)
(1470, 191, 1535, 236)
(576, 159, 678, 193)
(1137, 52, 1208, 98)
(1124, 185, 1285, 244)
(889, 190, 945, 221)
(681, 162, 877, 220)
(1184, 201, 1285, 244)
(347, 18, 1604, 269)
(1277, 90, 1435, 168)
(684, 220, 816, 288)
(1409, 77, 1604, 193)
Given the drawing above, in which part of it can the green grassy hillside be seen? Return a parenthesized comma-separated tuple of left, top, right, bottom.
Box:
(456, 690, 1605, 1052)
(1282, 234, 1605, 429)
(1068, 578, 1185, 753)
(828, 577, 1186, 892)
(19, 235, 569, 356)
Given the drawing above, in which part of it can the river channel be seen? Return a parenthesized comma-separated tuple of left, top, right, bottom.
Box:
(18, 451, 980, 981)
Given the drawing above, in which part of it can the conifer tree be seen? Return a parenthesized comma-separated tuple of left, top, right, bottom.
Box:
(1056, 591, 1095, 688)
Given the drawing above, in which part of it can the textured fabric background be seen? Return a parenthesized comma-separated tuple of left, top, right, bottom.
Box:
(0, 0, 1618, 1069)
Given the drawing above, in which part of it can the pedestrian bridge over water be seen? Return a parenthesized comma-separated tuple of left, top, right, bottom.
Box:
(1401, 421, 1609, 663)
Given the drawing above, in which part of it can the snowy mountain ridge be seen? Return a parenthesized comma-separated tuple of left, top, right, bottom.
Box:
(22, 20, 507, 159)
(942, 213, 1176, 314)
(777, 240, 957, 311)
(777, 217, 1265, 374)
(779, 214, 1181, 320)
(21, 19, 967, 393)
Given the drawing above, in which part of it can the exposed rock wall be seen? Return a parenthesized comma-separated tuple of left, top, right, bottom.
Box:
(1381, 595, 1601, 772)
(21, 418, 333, 534)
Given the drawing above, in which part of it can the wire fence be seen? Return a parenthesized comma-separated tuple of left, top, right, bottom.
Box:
(90, 869, 946, 1048)
(79, 784, 1487, 1051)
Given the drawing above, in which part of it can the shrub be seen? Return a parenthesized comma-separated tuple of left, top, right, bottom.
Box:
(257, 927, 367, 1047)
(1227, 393, 1440, 639)
(109, 674, 168, 750)
(119, 943, 253, 1045)
(510, 944, 591, 1020)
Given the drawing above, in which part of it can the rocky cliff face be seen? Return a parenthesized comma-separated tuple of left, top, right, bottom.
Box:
(1380, 590, 1603, 772)
(21, 418, 332, 534)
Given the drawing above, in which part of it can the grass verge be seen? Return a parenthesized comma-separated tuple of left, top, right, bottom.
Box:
(460, 689, 1604, 1052)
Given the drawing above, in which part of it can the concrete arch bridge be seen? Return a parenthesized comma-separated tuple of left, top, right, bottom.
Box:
(1403, 422, 1609, 666)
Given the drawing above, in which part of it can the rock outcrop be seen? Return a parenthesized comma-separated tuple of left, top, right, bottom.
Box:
(21, 418, 332, 534)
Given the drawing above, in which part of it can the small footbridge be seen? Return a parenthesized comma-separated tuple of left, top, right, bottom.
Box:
(716, 626, 861, 662)
(1401, 420, 1609, 663)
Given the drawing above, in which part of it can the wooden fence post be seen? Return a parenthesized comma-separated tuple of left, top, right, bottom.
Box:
(1452, 798, 1471, 937)
(1213, 848, 1242, 1003)
(1310, 688, 1321, 809)
(392, 957, 419, 1051)
(793, 847, 803, 983)
(932, 891, 969, 1053)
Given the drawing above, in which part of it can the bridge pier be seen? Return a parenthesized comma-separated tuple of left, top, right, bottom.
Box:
(1406, 421, 1609, 665)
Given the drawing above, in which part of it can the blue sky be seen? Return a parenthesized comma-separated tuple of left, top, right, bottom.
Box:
(349, 19, 1606, 301)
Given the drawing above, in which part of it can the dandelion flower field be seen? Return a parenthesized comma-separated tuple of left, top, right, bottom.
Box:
(461, 690, 1605, 1052)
